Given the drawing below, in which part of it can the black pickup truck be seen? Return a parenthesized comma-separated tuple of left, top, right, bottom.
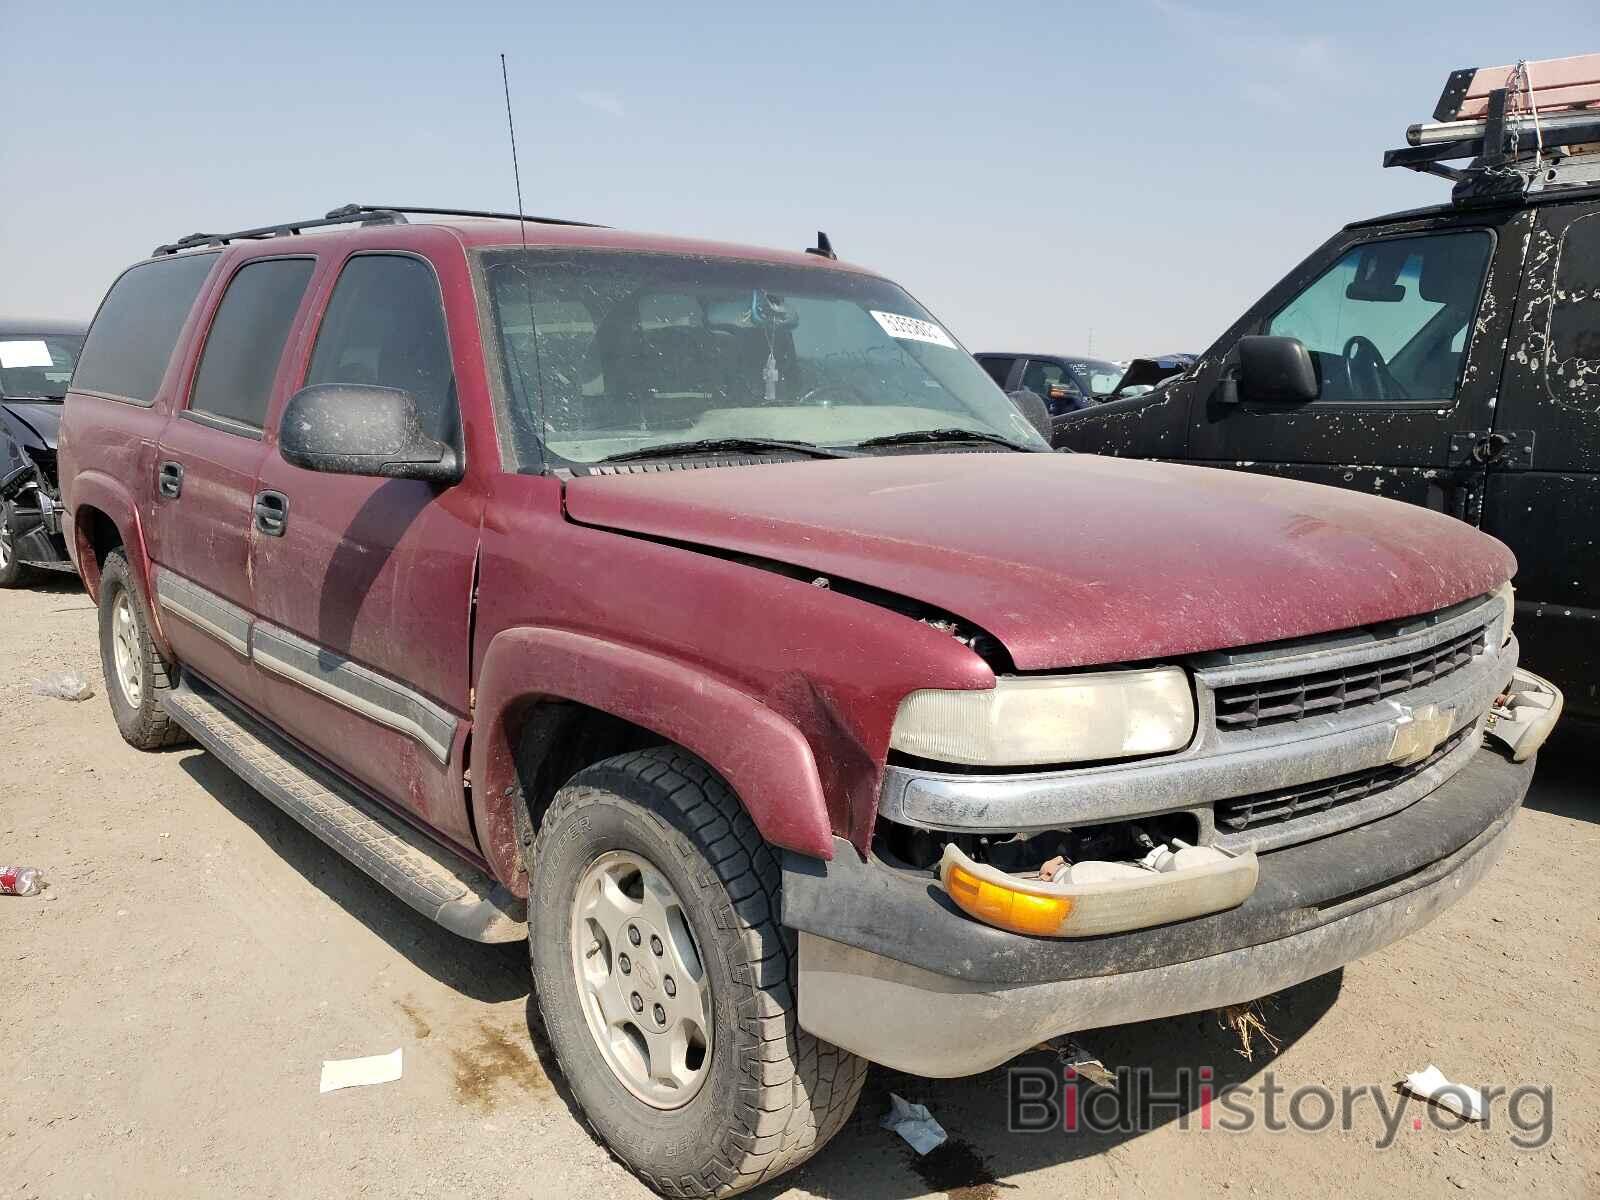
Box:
(1057, 60, 1600, 723)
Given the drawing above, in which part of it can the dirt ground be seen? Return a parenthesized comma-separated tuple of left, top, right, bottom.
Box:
(1, 577, 1596, 1200)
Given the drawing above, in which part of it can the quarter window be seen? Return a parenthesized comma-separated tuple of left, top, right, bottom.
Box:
(1267, 231, 1491, 402)
(189, 258, 315, 431)
(305, 255, 456, 443)
(73, 253, 218, 405)
(977, 356, 1014, 387)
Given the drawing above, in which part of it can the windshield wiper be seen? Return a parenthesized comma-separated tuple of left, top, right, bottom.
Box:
(596, 437, 853, 464)
(852, 427, 1037, 453)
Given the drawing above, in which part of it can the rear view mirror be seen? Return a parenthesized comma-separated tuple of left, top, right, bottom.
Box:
(1235, 336, 1319, 405)
(279, 384, 462, 484)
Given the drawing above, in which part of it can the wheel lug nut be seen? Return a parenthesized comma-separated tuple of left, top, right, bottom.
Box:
(628, 925, 641, 946)
(650, 934, 664, 957)
(653, 1003, 666, 1026)
(664, 976, 676, 997)
(630, 992, 643, 1013)
(619, 953, 631, 974)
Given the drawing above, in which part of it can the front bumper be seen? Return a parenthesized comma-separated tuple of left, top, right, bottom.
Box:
(787, 745, 1535, 1077)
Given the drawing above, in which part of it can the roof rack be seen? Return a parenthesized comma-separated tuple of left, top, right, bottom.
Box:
(152, 203, 604, 256)
(1384, 53, 1600, 204)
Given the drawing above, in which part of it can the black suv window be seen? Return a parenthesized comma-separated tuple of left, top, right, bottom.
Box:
(305, 255, 456, 443)
(73, 253, 218, 405)
(1267, 231, 1491, 403)
(189, 258, 315, 431)
(1548, 213, 1600, 407)
(977, 355, 1014, 388)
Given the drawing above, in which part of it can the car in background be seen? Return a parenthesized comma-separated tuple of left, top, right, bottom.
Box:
(975, 352, 1125, 436)
(1104, 353, 1198, 403)
(1, 319, 86, 585)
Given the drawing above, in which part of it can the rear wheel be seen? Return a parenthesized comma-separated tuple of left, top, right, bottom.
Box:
(0, 500, 34, 588)
(527, 747, 865, 1197)
(98, 549, 186, 749)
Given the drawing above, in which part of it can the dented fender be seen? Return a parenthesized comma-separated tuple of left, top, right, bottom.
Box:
(469, 626, 836, 893)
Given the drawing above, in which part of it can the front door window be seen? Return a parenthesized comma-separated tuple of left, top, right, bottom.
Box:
(1267, 231, 1491, 402)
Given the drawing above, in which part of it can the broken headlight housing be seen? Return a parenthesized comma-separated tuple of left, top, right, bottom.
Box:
(889, 668, 1195, 767)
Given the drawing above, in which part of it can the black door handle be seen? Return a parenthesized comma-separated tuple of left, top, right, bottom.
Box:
(253, 490, 289, 537)
(158, 461, 183, 499)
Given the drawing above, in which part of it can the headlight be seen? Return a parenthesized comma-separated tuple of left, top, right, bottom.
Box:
(1495, 581, 1515, 647)
(889, 668, 1195, 767)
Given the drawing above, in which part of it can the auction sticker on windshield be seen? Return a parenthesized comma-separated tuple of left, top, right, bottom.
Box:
(871, 311, 958, 350)
(0, 340, 54, 369)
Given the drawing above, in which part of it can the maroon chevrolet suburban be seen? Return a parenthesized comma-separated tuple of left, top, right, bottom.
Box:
(59, 205, 1560, 1195)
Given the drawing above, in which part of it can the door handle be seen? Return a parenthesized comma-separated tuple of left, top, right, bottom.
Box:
(158, 461, 183, 499)
(253, 490, 289, 537)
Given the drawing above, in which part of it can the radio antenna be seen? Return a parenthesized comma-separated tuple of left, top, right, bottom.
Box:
(499, 53, 549, 463)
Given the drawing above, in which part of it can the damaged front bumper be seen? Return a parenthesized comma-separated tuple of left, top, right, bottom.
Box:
(786, 744, 1535, 1077)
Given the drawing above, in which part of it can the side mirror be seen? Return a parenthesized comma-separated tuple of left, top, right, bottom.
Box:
(279, 384, 462, 484)
(1007, 389, 1055, 443)
(1233, 336, 1319, 405)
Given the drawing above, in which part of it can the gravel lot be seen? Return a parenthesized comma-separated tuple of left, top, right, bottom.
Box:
(2, 577, 1596, 1199)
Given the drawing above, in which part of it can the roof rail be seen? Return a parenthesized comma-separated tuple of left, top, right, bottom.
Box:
(1384, 54, 1600, 204)
(152, 206, 408, 256)
(151, 203, 606, 256)
(331, 204, 606, 229)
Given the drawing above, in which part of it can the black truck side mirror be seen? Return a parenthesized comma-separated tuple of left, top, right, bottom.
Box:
(1230, 336, 1320, 405)
(279, 383, 462, 484)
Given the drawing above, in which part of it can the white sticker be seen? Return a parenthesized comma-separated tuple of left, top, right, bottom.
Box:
(870, 311, 957, 349)
(0, 340, 53, 369)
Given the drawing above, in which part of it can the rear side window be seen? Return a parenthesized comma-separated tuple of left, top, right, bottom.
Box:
(73, 253, 218, 404)
(189, 258, 315, 432)
(305, 255, 456, 443)
(1547, 213, 1600, 406)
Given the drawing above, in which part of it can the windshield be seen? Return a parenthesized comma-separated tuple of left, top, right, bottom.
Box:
(0, 333, 82, 399)
(479, 249, 1047, 464)
(1068, 359, 1124, 398)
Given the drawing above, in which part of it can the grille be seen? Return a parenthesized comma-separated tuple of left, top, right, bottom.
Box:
(1213, 624, 1487, 731)
(1216, 726, 1472, 833)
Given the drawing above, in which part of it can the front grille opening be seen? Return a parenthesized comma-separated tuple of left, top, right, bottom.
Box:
(1214, 625, 1487, 731)
(1215, 725, 1473, 834)
(873, 811, 1202, 874)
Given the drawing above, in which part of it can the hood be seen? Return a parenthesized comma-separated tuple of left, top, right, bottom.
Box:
(564, 453, 1515, 671)
(0, 399, 62, 450)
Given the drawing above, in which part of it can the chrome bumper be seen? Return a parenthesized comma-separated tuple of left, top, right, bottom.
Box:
(798, 747, 1534, 1077)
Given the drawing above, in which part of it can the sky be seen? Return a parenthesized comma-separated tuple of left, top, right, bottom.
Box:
(1, 1, 1593, 360)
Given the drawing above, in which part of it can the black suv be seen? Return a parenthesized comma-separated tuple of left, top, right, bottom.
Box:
(1056, 62, 1600, 723)
(1, 319, 85, 585)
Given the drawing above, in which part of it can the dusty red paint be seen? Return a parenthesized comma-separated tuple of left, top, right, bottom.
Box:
(60, 214, 1519, 893)
(564, 452, 1516, 671)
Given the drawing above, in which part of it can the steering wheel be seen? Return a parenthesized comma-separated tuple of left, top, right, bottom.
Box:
(795, 381, 870, 408)
(1341, 335, 1403, 400)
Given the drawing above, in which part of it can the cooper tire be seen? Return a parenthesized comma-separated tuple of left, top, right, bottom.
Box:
(98, 548, 186, 749)
(527, 747, 865, 1197)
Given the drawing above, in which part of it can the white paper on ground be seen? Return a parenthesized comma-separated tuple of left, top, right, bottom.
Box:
(1401, 1065, 1484, 1120)
(320, 1047, 403, 1093)
(881, 1092, 948, 1154)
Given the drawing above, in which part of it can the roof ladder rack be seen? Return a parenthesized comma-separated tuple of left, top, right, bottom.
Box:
(1384, 53, 1600, 202)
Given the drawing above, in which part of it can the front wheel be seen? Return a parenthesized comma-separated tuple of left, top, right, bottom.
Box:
(527, 747, 865, 1197)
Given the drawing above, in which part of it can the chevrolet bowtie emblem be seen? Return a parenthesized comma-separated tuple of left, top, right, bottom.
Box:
(1388, 703, 1456, 766)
